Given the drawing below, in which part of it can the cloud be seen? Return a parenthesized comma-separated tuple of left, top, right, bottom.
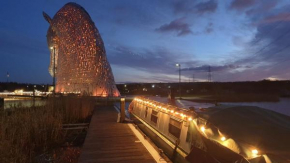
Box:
(173, 1, 193, 14)
(260, 12, 290, 24)
(173, 0, 217, 15)
(204, 22, 214, 33)
(232, 36, 248, 47)
(227, 5, 290, 81)
(252, 21, 290, 62)
(180, 64, 247, 72)
(156, 17, 192, 36)
(230, 0, 256, 11)
(107, 43, 194, 75)
(195, 0, 218, 14)
(246, 0, 278, 15)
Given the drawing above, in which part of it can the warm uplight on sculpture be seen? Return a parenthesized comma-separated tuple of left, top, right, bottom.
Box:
(43, 2, 120, 96)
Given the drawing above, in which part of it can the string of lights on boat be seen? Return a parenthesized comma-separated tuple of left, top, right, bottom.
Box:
(133, 97, 261, 159)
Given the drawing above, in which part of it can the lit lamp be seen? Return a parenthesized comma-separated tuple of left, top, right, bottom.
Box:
(252, 149, 258, 156)
(221, 136, 226, 141)
(201, 126, 205, 132)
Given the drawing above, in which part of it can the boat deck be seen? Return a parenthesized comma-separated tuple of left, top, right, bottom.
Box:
(78, 106, 156, 163)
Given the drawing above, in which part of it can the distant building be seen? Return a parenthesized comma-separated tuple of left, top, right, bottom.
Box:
(43, 3, 120, 96)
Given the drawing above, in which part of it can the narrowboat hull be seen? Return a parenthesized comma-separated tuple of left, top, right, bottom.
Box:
(131, 113, 189, 163)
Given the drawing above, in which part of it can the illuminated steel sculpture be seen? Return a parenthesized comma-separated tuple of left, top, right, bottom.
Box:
(43, 2, 120, 96)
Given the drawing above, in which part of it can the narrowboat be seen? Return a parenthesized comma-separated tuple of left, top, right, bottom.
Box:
(129, 97, 290, 163)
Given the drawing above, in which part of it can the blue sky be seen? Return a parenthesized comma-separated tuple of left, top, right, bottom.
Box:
(1, 0, 290, 84)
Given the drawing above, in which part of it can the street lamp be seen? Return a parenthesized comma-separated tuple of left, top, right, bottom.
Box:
(175, 63, 181, 99)
(50, 46, 56, 97)
(6, 72, 9, 83)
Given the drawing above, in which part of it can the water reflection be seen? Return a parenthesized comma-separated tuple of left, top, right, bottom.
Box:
(222, 98, 290, 116)
(4, 98, 46, 109)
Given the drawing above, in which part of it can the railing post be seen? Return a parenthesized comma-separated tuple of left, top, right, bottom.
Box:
(0, 97, 4, 110)
(120, 97, 125, 123)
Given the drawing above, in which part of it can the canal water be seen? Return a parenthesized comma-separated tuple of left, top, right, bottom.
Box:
(4, 98, 46, 109)
(222, 98, 290, 117)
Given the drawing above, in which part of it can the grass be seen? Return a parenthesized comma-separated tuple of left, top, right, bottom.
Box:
(0, 96, 95, 163)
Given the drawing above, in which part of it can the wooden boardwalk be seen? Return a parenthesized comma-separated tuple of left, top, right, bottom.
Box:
(78, 106, 156, 163)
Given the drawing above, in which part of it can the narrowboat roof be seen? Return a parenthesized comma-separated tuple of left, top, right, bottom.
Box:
(133, 97, 290, 162)
(145, 96, 214, 110)
(198, 105, 290, 162)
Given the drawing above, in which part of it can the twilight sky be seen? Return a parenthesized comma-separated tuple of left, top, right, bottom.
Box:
(1, 0, 290, 84)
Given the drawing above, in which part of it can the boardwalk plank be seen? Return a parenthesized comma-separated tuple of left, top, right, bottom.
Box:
(78, 106, 156, 163)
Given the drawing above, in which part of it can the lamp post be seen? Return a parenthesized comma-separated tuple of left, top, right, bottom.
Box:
(6, 72, 9, 83)
(175, 63, 181, 99)
(50, 46, 56, 97)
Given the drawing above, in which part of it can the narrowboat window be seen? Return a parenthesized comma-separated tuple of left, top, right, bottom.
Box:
(145, 107, 148, 118)
(151, 110, 158, 124)
(169, 118, 182, 138)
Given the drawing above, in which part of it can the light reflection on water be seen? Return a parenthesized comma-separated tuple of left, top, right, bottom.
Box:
(4, 98, 46, 109)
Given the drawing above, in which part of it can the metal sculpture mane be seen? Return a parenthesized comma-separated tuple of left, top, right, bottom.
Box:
(43, 2, 120, 96)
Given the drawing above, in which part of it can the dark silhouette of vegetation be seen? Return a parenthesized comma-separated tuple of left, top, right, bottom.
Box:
(116, 80, 290, 102)
(0, 96, 94, 163)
